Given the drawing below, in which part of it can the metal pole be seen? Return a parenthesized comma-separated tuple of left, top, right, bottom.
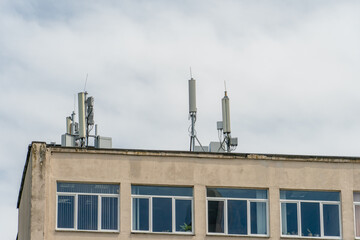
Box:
(190, 113, 196, 151)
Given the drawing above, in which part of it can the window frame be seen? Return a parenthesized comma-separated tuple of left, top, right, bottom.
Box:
(280, 192, 341, 239)
(206, 189, 269, 237)
(56, 185, 119, 232)
(354, 192, 360, 239)
(131, 189, 194, 234)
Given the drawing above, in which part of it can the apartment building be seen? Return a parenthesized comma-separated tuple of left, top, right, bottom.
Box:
(17, 142, 360, 239)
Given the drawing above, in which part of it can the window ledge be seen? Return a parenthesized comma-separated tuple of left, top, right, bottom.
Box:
(281, 237, 341, 240)
(131, 231, 194, 236)
(206, 234, 269, 238)
(55, 229, 119, 233)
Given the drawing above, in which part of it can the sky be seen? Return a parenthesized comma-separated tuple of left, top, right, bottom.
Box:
(1, 0, 360, 238)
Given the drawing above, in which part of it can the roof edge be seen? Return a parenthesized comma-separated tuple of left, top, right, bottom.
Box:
(47, 145, 360, 162)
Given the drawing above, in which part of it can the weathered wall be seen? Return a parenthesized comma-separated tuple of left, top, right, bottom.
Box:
(37, 147, 360, 239)
(18, 152, 32, 240)
(30, 143, 48, 240)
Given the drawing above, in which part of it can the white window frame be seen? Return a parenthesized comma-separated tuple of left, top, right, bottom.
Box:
(56, 192, 119, 232)
(206, 196, 269, 237)
(354, 192, 360, 239)
(280, 199, 341, 239)
(131, 194, 194, 234)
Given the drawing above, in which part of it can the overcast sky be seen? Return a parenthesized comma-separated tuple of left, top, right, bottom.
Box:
(1, 0, 360, 238)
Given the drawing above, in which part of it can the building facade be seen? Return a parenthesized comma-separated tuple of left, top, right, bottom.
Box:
(17, 142, 360, 239)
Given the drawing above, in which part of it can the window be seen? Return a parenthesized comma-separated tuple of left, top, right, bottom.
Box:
(206, 188, 268, 236)
(354, 192, 360, 238)
(280, 190, 341, 238)
(131, 185, 193, 234)
(56, 182, 119, 231)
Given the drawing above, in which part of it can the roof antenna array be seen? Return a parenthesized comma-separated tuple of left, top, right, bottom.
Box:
(61, 77, 112, 149)
(187, 74, 237, 153)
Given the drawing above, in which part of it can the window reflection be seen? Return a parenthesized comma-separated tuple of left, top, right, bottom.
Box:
(131, 185, 193, 234)
(208, 200, 224, 233)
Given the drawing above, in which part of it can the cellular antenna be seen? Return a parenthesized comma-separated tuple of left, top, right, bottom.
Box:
(216, 83, 238, 152)
(62, 90, 112, 149)
(188, 70, 205, 151)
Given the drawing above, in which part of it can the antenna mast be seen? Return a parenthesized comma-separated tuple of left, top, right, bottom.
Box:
(217, 82, 238, 152)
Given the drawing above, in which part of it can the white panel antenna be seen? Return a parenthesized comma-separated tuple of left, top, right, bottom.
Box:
(222, 91, 231, 133)
(66, 117, 71, 134)
(78, 92, 86, 141)
(188, 69, 206, 152)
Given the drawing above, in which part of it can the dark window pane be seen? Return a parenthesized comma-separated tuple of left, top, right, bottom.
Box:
(354, 192, 360, 202)
(207, 188, 267, 199)
(132, 198, 149, 231)
(101, 197, 118, 230)
(301, 202, 320, 237)
(280, 190, 339, 201)
(57, 196, 74, 228)
(78, 195, 98, 230)
(251, 202, 267, 235)
(228, 200, 247, 235)
(208, 200, 224, 233)
(131, 186, 192, 196)
(175, 200, 192, 232)
(323, 204, 340, 236)
(153, 198, 172, 232)
(57, 182, 119, 194)
(281, 203, 298, 235)
(356, 205, 360, 237)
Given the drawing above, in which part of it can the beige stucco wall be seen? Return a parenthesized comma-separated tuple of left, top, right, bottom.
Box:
(21, 143, 360, 239)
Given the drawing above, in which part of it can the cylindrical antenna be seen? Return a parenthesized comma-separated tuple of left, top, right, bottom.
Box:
(222, 91, 231, 133)
(189, 78, 197, 113)
(66, 117, 71, 134)
(78, 92, 86, 139)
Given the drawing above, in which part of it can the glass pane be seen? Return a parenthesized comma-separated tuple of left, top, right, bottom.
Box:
(354, 192, 360, 202)
(208, 200, 224, 233)
(175, 200, 192, 232)
(280, 190, 339, 201)
(207, 188, 267, 199)
(57, 196, 74, 228)
(131, 185, 192, 196)
(301, 202, 320, 237)
(323, 204, 340, 236)
(132, 198, 149, 231)
(356, 205, 360, 237)
(101, 197, 118, 230)
(57, 182, 119, 194)
(78, 195, 98, 230)
(281, 202, 298, 235)
(153, 197, 172, 232)
(228, 200, 247, 235)
(251, 202, 267, 235)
